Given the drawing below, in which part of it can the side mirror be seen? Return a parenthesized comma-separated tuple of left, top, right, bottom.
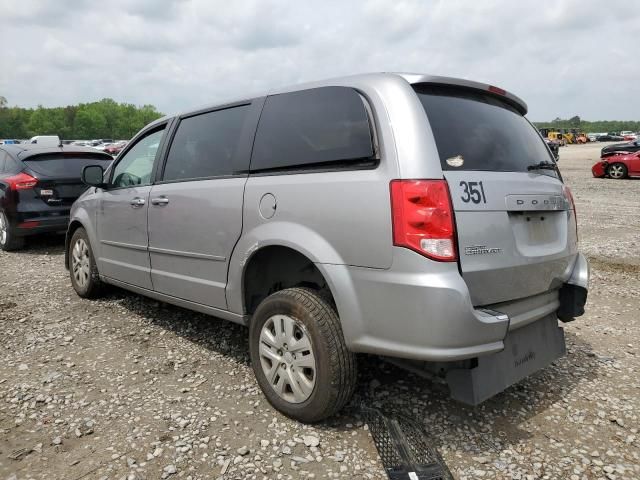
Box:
(82, 165, 106, 188)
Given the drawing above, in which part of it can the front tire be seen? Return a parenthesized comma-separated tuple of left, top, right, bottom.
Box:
(0, 211, 24, 251)
(249, 288, 357, 423)
(607, 162, 627, 179)
(69, 227, 104, 298)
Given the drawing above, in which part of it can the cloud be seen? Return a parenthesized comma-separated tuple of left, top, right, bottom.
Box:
(0, 0, 638, 121)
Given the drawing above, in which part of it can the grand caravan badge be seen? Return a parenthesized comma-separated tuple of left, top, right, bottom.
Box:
(465, 245, 502, 256)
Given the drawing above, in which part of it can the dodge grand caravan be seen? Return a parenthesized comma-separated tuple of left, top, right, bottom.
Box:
(66, 73, 589, 422)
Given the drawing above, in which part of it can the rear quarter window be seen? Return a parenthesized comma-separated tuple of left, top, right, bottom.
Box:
(250, 86, 375, 172)
(23, 154, 113, 178)
(414, 85, 555, 175)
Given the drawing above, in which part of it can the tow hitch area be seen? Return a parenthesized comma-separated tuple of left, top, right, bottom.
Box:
(362, 406, 453, 480)
(446, 314, 566, 405)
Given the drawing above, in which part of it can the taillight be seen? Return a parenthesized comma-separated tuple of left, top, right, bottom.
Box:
(390, 179, 457, 261)
(563, 185, 578, 241)
(6, 172, 38, 190)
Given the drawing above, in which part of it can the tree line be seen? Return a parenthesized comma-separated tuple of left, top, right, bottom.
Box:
(0, 96, 164, 140)
(533, 116, 640, 133)
(2, 97, 638, 140)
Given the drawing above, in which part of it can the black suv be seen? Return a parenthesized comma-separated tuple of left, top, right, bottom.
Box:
(0, 144, 112, 250)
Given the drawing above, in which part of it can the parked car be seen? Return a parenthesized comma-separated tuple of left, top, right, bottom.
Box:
(0, 144, 113, 250)
(597, 133, 624, 142)
(586, 133, 599, 142)
(1, 139, 19, 145)
(601, 138, 640, 157)
(544, 138, 560, 160)
(592, 151, 640, 179)
(29, 135, 60, 146)
(104, 140, 128, 156)
(66, 73, 589, 422)
(93, 144, 112, 151)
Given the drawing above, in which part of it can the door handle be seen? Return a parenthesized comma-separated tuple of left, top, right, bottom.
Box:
(151, 196, 169, 206)
(130, 197, 146, 208)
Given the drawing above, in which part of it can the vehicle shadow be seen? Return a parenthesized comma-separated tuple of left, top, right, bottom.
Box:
(10, 233, 66, 255)
(107, 287, 251, 366)
(334, 330, 599, 450)
(111, 286, 599, 456)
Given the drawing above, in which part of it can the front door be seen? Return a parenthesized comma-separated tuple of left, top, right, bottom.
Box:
(147, 104, 255, 309)
(96, 126, 167, 289)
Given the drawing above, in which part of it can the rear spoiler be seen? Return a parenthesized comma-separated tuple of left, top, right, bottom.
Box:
(18, 150, 113, 161)
(398, 73, 528, 115)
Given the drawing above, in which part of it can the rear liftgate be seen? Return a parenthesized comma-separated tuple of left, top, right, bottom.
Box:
(362, 407, 453, 480)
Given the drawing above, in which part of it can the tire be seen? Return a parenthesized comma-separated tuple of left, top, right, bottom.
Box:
(0, 211, 24, 251)
(249, 287, 357, 423)
(68, 227, 104, 298)
(607, 162, 627, 179)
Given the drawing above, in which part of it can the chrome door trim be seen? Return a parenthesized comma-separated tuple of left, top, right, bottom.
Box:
(147, 246, 226, 261)
(100, 239, 148, 251)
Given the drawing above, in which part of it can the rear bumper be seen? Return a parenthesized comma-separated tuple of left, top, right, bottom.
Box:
(10, 211, 69, 236)
(326, 248, 510, 362)
(326, 249, 588, 363)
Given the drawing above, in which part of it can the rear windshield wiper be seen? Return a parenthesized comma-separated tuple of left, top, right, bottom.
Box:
(527, 161, 557, 171)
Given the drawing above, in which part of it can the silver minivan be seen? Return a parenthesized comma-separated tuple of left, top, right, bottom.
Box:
(66, 73, 589, 422)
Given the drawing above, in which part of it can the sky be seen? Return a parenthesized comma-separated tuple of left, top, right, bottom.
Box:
(0, 0, 638, 121)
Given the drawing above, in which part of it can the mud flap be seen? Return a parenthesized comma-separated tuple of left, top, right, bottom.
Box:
(362, 407, 454, 480)
(446, 314, 566, 405)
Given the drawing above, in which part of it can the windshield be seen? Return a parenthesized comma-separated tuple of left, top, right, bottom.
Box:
(414, 85, 556, 176)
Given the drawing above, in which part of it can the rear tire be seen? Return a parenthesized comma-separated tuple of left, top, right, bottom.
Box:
(0, 211, 24, 251)
(607, 163, 627, 179)
(249, 287, 357, 423)
(69, 227, 104, 298)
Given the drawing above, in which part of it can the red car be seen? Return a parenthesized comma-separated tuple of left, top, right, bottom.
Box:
(592, 151, 640, 179)
(104, 141, 128, 156)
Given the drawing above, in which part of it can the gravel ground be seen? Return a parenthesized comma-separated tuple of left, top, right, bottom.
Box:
(1, 142, 638, 480)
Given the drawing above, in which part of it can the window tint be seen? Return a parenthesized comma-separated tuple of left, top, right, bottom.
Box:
(23, 154, 112, 177)
(251, 87, 374, 172)
(111, 127, 165, 188)
(163, 105, 250, 181)
(414, 85, 555, 175)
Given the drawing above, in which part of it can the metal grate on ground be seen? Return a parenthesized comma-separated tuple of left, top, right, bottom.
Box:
(361, 406, 454, 480)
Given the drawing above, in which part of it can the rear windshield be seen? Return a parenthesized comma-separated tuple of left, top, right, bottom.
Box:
(23, 154, 113, 177)
(414, 85, 555, 173)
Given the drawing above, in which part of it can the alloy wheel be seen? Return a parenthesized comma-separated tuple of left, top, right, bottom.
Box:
(0, 213, 6, 246)
(609, 164, 625, 179)
(258, 314, 317, 404)
(71, 238, 91, 288)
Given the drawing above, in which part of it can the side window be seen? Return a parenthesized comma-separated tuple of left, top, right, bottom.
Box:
(251, 86, 374, 172)
(162, 105, 251, 182)
(110, 127, 165, 188)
